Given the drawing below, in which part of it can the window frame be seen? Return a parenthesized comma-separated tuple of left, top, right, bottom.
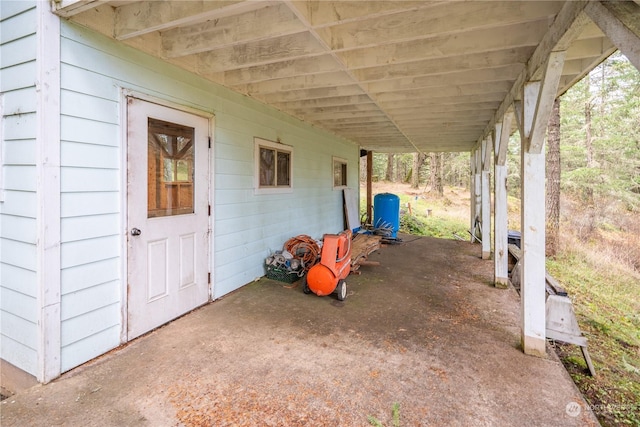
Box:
(254, 137, 293, 195)
(332, 156, 348, 189)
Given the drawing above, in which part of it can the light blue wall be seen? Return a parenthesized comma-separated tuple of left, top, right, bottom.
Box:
(54, 21, 358, 372)
(0, 1, 39, 377)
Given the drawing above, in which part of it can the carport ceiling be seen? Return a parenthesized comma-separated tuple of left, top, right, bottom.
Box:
(59, 0, 623, 153)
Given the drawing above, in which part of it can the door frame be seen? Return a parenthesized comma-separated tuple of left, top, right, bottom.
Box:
(119, 89, 215, 343)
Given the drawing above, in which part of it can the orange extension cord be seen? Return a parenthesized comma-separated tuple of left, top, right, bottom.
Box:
(284, 235, 320, 274)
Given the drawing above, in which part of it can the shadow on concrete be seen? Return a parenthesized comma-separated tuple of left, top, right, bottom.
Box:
(0, 235, 599, 426)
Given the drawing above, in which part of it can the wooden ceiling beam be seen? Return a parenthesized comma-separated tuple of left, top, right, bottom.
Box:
(365, 65, 523, 94)
(272, 95, 374, 110)
(384, 102, 501, 115)
(379, 93, 507, 109)
(291, 1, 438, 28)
(257, 84, 364, 104)
(372, 81, 513, 103)
(231, 71, 353, 95)
(338, 19, 551, 69)
(196, 32, 326, 73)
(161, 3, 305, 58)
(564, 37, 615, 60)
(482, 0, 592, 143)
(354, 48, 535, 82)
(222, 54, 343, 85)
(585, 1, 640, 71)
(302, 110, 388, 121)
(114, 1, 273, 40)
(53, 0, 109, 18)
(320, 1, 562, 51)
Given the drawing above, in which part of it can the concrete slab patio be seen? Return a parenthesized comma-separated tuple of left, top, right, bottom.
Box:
(0, 235, 599, 426)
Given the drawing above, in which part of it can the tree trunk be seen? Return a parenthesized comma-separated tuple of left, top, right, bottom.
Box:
(385, 153, 394, 181)
(546, 98, 561, 257)
(429, 153, 443, 196)
(359, 156, 367, 182)
(411, 153, 426, 189)
(584, 96, 595, 205)
(585, 100, 594, 168)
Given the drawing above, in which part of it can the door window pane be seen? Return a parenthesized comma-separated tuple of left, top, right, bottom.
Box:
(148, 118, 195, 218)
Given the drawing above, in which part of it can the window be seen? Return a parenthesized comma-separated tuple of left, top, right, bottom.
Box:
(254, 138, 293, 194)
(333, 157, 348, 188)
(148, 118, 195, 217)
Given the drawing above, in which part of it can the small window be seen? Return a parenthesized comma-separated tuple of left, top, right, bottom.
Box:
(333, 157, 348, 188)
(254, 138, 293, 194)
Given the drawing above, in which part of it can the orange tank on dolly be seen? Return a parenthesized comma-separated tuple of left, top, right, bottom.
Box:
(304, 230, 352, 301)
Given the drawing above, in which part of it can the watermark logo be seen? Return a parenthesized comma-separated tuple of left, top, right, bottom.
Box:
(566, 401, 582, 417)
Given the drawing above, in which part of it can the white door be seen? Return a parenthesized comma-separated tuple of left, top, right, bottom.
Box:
(127, 97, 210, 340)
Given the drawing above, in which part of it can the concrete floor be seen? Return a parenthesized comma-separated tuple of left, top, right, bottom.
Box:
(1, 235, 599, 426)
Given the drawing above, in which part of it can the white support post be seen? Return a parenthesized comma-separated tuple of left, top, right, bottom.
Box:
(474, 150, 482, 242)
(493, 113, 512, 288)
(481, 138, 491, 260)
(36, 3, 62, 382)
(520, 135, 546, 357)
(518, 51, 565, 357)
(470, 149, 477, 242)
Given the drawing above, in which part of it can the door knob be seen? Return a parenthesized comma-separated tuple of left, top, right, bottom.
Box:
(131, 228, 142, 236)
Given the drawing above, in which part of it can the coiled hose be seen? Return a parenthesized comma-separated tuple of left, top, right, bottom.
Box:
(284, 235, 321, 276)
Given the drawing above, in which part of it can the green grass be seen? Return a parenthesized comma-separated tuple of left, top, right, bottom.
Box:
(363, 183, 640, 426)
(368, 402, 401, 427)
(400, 214, 467, 239)
(547, 253, 640, 427)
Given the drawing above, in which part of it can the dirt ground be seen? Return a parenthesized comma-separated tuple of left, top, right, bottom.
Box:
(0, 236, 599, 426)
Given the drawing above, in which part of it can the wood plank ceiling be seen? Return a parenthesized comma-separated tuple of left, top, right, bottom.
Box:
(59, 1, 619, 153)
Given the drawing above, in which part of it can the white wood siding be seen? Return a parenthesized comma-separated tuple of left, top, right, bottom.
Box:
(56, 21, 358, 372)
(0, 1, 39, 376)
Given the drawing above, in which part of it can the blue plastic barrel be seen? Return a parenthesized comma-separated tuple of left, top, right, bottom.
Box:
(373, 193, 400, 238)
